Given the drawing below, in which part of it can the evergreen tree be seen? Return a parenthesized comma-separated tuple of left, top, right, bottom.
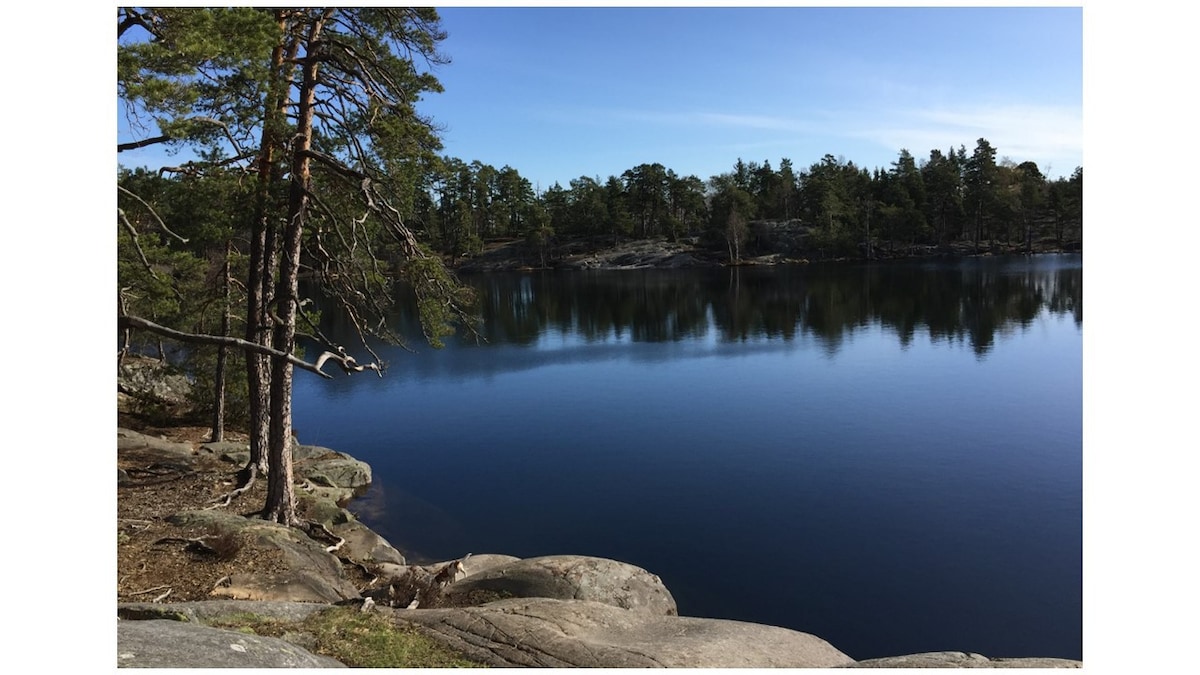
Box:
(118, 7, 476, 525)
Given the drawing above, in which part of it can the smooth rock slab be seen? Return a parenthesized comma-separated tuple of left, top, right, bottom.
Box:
(118, 619, 345, 668)
(298, 455, 371, 490)
(844, 651, 1082, 668)
(117, 429, 194, 458)
(456, 553, 522, 579)
(401, 597, 853, 668)
(440, 554, 677, 615)
(119, 600, 335, 625)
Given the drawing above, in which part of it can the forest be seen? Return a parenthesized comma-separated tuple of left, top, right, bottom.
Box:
(407, 146, 1082, 265)
(117, 8, 1083, 524)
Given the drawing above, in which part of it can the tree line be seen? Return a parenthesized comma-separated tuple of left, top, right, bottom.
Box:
(117, 7, 1082, 526)
(413, 144, 1081, 265)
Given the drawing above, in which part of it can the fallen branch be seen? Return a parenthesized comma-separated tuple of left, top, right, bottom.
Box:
(118, 518, 154, 530)
(123, 473, 193, 487)
(153, 588, 173, 603)
(154, 535, 218, 556)
(128, 584, 171, 597)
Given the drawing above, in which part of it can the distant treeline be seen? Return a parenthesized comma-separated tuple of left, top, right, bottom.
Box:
(415, 139, 1081, 262)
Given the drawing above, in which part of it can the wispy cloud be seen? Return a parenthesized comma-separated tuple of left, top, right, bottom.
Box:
(848, 103, 1083, 171)
(558, 107, 819, 135)
(530, 100, 1082, 178)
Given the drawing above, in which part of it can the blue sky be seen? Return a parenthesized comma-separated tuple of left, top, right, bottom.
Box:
(417, 5, 1082, 188)
(117, 4, 1083, 188)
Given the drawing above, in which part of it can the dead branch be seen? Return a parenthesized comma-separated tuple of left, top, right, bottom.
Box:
(314, 347, 382, 377)
(128, 584, 172, 597)
(117, 185, 189, 244)
(119, 314, 335, 379)
(153, 588, 173, 603)
(118, 518, 154, 530)
(122, 472, 192, 488)
(117, 209, 161, 280)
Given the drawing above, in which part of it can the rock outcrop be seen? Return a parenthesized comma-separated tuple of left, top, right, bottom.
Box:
(438, 554, 678, 615)
(843, 651, 1082, 668)
(117, 602, 344, 668)
(401, 597, 853, 667)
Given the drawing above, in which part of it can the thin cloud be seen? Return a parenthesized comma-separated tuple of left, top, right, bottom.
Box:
(573, 107, 817, 135)
(849, 103, 1082, 170)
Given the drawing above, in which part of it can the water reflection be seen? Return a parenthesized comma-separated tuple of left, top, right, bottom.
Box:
(332, 254, 1081, 361)
(295, 253, 1082, 660)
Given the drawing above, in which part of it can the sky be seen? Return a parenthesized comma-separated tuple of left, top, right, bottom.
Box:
(117, 4, 1084, 188)
(419, 5, 1083, 188)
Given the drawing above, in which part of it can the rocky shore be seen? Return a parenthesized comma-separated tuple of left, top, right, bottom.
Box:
(453, 232, 1080, 273)
(116, 422, 1082, 668)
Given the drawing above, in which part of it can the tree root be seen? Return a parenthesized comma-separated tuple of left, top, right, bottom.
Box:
(155, 535, 219, 555)
(303, 519, 345, 553)
(153, 534, 240, 560)
(205, 463, 259, 510)
(122, 463, 193, 487)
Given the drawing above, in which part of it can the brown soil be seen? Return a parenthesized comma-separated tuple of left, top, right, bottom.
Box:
(117, 413, 312, 604)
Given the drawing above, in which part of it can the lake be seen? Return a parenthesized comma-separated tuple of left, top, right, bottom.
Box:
(292, 253, 1083, 661)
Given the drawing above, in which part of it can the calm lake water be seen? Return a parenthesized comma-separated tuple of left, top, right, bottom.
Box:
(292, 254, 1082, 661)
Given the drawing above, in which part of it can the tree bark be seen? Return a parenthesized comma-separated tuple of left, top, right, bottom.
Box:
(264, 10, 330, 525)
(246, 11, 295, 477)
(210, 242, 231, 442)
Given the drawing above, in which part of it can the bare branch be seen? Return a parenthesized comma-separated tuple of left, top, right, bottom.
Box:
(119, 314, 334, 380)
(118, 116, 250, 157)
(117, 209, 162, 281)
(117, 185, 189, 244)
(118, 135, 173, 153)
(314, 345, 382, 377)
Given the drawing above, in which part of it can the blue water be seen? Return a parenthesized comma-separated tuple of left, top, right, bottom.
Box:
(293, 254, 1082, 660)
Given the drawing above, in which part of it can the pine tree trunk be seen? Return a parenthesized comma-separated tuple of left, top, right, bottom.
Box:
(245, 14, 294, 478)
(264, 10, 329, 525)
(210, 242, 231, 442)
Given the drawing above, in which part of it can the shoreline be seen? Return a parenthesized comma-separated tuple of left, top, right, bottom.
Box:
(452, 234, 1082, 273)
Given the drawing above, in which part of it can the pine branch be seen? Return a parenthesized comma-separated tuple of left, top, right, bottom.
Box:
(119, 314, 334, 380)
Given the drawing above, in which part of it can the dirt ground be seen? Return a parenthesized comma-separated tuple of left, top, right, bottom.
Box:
(116, 414, 297, 604)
